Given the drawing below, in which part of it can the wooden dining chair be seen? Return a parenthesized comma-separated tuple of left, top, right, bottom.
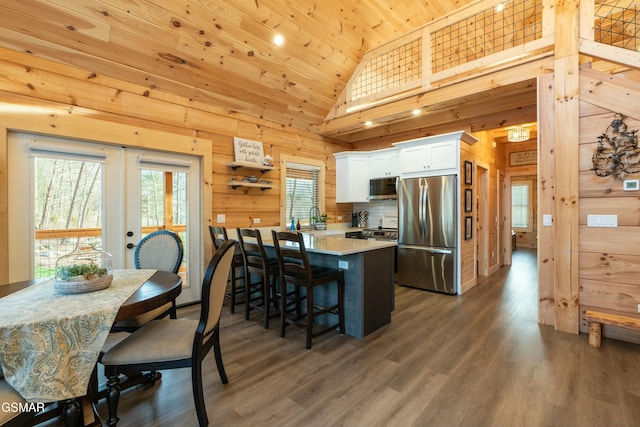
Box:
(209, 225, 245, 313)
(112, 230, 183, 331)
(101, 239, 235, 427)
(271, 231, 345, 349)
(0, 377, 35, 427)
(236, 228, 279, 328)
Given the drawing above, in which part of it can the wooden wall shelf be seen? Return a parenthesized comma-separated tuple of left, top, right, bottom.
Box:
(226, 161, 275, 173)
(227, 181, 273, 190)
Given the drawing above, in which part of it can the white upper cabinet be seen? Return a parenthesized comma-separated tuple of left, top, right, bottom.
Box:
(394, 131, 477, 177)
(334, 152, 370, 203)
(369, 148, 399, 179)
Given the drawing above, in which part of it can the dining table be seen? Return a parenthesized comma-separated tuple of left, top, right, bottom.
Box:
(0, 270, 182, 426)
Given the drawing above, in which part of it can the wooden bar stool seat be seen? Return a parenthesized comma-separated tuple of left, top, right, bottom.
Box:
(271, 230, 345, 349)
(237, 228, 280, 329)
(209, 226, 245, 314)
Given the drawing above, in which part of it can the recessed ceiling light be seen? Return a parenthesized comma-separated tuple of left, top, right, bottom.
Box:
(364, 120, 373, 126)
(273, 34, 284, 46)
(412, 109, 421, 115)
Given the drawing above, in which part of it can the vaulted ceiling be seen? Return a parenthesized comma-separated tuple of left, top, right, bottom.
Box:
(0, 0, 477, 135)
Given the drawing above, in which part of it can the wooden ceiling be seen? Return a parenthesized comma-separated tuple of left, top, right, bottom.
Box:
(0, 0, 479, 137)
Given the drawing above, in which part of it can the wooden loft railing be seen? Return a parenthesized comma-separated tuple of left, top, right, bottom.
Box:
(320, 0, 640, 139)
(580, 0, 640, 69)
(328, 0, 554, 121)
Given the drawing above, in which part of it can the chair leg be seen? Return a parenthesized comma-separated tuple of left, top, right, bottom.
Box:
(306, 286, 314, 349)
(230, 266, 237, 314)
(244, 271, 251, 321)
(213, 324, 228, 384)
(280, 281, 287, 338)
(263, 275, 271, 329)
(338, 275, 346, 334)
(105, 373, 121, 427)
(191, 360, 208, 427)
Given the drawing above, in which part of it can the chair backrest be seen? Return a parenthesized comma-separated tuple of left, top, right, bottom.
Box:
(208, 226, 228, 251)
(134, 230, 184, 274)
(271, 231, 312, 283)
(237, 228, 269, 274)
(198, 239, 235, 344)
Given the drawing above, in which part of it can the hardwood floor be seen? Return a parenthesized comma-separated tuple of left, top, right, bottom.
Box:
(56, 249, 640, 426)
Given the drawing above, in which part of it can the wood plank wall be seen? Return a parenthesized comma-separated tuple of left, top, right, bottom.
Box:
(578, 101, 640, 344)
(0, 47, 354, 270)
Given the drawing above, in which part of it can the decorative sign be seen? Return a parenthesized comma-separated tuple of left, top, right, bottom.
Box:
(233, 137, 264, 165)
(509, 150, 537, 167)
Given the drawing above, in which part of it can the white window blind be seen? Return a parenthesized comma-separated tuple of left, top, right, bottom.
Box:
(285, 165, 319, 226)
(511, 181, 531, 229)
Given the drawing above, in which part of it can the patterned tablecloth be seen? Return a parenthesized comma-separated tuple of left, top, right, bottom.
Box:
(0, 269, 156, 403)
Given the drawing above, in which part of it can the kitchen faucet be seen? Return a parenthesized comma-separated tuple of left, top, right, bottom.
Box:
(309, 206, 320, 229)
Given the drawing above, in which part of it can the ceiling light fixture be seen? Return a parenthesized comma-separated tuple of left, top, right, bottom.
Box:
(412, 109, 421, 115)
(508, 126, 530, 142)
(495, 3, 505, 12)
(364, 120, 373, 126)
(273, 34, 284, 46)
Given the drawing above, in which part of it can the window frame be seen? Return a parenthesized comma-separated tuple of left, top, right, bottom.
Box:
(511, 179, 534, 232)
(279, 154, 325, 229)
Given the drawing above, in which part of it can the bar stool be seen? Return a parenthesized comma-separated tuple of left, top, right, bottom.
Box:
(237, 228, 279, 329)
(209, 226, 245, 313)
(271, 230, 345, 349)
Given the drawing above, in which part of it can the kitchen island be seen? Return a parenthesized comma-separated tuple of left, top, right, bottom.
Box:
(230, 229, 396, 339)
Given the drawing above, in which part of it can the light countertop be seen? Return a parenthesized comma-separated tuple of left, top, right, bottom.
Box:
(227, 228, 396, 256)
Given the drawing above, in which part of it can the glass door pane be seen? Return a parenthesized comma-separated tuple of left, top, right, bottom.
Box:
(33, 157, 104, 279)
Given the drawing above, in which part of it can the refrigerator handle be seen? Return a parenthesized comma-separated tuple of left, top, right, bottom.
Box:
(418, 180, 424, 237)
(421, 178, 428, 237)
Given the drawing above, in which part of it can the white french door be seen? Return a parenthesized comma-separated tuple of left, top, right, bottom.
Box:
(7, 132, 202, 304)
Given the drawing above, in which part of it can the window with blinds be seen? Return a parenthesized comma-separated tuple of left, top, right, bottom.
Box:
(285, 165, 320, 227)
(511, 180, 533, 231)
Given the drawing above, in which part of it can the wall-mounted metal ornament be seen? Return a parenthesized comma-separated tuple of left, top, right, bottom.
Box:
(592, 114, 640, 180)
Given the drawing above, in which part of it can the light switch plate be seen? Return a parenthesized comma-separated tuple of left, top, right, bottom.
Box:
(542, 214, 552, 226)
(253, 217, 261, 224)
(216, 214, 225, 223)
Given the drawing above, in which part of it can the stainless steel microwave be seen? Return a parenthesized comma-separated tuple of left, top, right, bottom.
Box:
(369, 177, 397, 200)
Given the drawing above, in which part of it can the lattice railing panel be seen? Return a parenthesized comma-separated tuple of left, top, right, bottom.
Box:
(594, 0, 640, 51)
(431, 0, 542, 73)
(351, 37, 422, 101)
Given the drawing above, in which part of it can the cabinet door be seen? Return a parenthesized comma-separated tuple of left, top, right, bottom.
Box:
(336, 155, 369, 202)
(399, 145, 430, 174)
(429, 140, 457, 170)
(370, 150, 399, 178)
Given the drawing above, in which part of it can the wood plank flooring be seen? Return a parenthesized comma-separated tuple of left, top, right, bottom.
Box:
(52, 249, 640, 426)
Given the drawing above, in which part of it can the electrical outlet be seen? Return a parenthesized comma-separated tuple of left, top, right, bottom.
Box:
(216, 214, 225, 223)
(338, 260, 348, 270)
(253, 217, 261, 224)
(637, 303, 640, 313)
(338, 215, 343, 221)
(586, 214, 617, 227)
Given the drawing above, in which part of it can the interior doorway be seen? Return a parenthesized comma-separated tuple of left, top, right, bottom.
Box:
(476, 163, 490, 277)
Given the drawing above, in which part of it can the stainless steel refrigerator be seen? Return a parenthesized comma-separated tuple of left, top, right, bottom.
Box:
(396, 175, 457, 294)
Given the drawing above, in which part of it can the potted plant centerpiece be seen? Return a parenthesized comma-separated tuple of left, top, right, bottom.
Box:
(312, 213, 329, 230)
(54, 246, 113, 294)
